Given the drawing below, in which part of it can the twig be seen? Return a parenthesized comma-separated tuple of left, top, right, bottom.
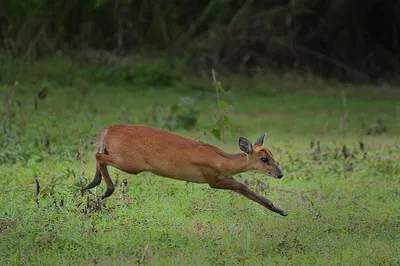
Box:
(79, 139, 86, 195)
(211, 68, 221, 110)
(34, 175, 40, 208)
(340, 89, 348, 133)
(24, 25, 46, 59)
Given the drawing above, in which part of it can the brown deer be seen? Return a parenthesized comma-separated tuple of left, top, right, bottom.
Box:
(83, 125, 287, 216)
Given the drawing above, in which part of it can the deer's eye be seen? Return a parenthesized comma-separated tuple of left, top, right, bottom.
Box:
(261, 158, 269, 163)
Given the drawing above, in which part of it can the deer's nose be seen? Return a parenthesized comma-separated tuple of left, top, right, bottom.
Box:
(277, 172, 283, 179)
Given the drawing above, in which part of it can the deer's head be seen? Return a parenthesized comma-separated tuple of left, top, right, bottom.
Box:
(238, 134, 283, 179)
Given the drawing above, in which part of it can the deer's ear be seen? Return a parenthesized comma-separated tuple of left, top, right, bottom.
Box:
(238, 136, 253, 154)
(254, 133, 267, 147)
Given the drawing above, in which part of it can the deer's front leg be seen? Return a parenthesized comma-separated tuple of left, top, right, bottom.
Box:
(208, 176, 287, 216)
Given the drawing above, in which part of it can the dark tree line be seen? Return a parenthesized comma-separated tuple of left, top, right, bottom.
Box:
(1, 0, 399, 82)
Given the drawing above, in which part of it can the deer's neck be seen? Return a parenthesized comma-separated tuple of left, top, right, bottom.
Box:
(220, 153, 252, 176)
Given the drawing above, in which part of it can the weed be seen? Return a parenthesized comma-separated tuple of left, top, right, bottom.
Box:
(146, 96, 200, 130)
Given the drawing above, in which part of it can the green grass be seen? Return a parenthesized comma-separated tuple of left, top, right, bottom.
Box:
(0, 57, 399, 265)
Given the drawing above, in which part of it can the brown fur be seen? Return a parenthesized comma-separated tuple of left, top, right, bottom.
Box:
(83, 125, 287, 216)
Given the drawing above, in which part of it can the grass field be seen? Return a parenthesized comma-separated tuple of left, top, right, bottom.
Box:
(0, 57, 400, 265)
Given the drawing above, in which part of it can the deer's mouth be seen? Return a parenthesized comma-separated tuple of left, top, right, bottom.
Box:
(266, 172, 274, 178)
(267, 171, 283, 179)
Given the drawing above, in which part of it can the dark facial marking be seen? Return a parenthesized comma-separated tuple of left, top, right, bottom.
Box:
(260, 148, 274, 159)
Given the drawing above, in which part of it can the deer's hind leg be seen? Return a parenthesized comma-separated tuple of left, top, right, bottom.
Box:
(83, 161, 102, 193)
(95, 152, 115, 199)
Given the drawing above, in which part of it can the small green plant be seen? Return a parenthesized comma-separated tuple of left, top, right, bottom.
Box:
(122, 60, 181, 87)
(366, 118, 388, 135)
(146, 96, 199, 130)
(0, 82, 54, 164)
(339, 89, 348, 134)
(0, 82, 26, 164)
(208, 68, 231, 142)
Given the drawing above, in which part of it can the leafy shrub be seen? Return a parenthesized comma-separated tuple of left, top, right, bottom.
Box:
(146, 97, 199, 130)
(122, 59, 181, 87)
(2, 56, 181, 88)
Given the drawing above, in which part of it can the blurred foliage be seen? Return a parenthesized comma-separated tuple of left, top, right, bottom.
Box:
(121, 59, 181, 87)
(1, 0, 400, 82)
(146, 97, 200, 130)
(1, 55, 181, 88)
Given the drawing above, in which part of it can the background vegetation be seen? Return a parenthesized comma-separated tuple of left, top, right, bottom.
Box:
(1, 0, 400, 82)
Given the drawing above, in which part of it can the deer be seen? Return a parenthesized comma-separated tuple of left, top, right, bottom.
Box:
(82, 125, 287, 216)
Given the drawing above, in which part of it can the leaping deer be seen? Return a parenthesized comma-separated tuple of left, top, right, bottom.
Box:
(83, 125, 287, 216)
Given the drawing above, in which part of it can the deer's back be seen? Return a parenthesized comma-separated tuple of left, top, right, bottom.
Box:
(98, 125, 221, 181)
